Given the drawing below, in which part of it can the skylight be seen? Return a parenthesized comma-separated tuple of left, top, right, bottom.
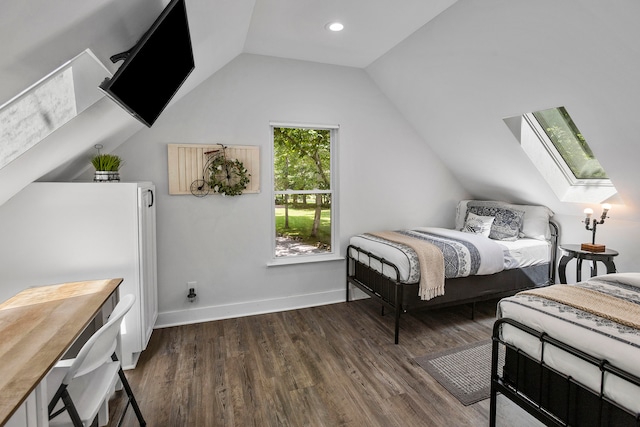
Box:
(0, 69, 77, 169)
(531, 106, 607, 180)
(505, 106, 617, 204)
(0, 49, 110, 170)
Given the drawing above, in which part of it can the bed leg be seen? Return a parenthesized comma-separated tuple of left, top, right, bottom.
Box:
(394, 283, 402, 344)
(381, 305, 385, 316)
(471, 302, 476, 320)
(489, 389, 497, 427)
(345, 258, 351, 303)
(489, 336, 499, 427)
(489, 378, 497, 426)
(394, 307, 400, 344)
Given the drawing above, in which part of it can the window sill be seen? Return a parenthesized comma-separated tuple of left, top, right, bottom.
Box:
(267, 254, 344, 267)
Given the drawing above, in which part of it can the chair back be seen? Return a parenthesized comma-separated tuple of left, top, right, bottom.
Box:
(62, 294, 135, 383)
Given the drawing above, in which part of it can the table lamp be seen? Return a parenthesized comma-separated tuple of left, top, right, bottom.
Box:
(581, 204, 611, 252)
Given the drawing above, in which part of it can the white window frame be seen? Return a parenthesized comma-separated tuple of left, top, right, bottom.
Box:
(515, 112, 617, 203)
(267, 122, 341, 266)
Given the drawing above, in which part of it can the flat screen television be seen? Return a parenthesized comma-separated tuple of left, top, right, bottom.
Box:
(99, 0, 195, 127)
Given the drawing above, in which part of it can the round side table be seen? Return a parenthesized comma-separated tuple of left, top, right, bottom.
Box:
(558, 244, 619, 284)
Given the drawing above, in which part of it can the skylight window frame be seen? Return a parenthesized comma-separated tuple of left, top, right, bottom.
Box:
(504, 107, 617, 204)
(0, 49, 111, 170)
(523, 112, 613, 189)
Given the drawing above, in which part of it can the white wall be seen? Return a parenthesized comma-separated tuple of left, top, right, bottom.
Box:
(366, 0, 640, 281)
(4, 0, 638, 318)
(105, 53, 467, 326)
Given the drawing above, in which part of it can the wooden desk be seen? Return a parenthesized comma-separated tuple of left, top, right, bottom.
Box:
(0, 278, 122, 426)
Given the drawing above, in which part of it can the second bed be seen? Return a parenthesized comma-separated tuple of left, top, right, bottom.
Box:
(346, 200, 559, 343)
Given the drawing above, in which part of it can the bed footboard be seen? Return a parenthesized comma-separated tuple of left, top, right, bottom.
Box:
(346, 244, 405, 343)
(491, 318, 640, 427)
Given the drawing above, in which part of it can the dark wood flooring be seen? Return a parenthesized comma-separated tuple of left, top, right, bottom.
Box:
(108, 297, 538, 426)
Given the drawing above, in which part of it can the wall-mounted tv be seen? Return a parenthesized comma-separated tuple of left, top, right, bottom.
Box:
(99, 0, 195, 127)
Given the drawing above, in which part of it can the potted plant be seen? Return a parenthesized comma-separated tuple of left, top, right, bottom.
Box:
(92, 153, 122, 182)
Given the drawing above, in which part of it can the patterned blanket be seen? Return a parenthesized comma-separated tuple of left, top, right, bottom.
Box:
(520, 283, 640, 329)
(498, 273, 640, 380)
(370, 231, 445, 300)
(363, 229, 482, 281)
(500, 275, 640, 340)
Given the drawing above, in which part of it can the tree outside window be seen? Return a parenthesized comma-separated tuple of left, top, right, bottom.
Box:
(273, 126, 333, 258)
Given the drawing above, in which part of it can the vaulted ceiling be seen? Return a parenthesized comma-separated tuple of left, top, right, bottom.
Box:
(0, 0, 456, 205)
(0, 0, 456, 106)
(2, 0, 639, 222)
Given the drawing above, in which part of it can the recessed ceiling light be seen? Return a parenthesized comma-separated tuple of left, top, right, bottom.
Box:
(326, 22, 344, 32)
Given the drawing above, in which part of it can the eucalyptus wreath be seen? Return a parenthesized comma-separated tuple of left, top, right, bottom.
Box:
(208, 155, 251, 196)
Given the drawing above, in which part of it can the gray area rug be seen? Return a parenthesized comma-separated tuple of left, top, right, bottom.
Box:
(415, 339, 497, 406)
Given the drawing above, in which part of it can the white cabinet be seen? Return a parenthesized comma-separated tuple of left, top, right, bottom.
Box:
(0, 182, 157, 369)
(138, 185, 158, 351)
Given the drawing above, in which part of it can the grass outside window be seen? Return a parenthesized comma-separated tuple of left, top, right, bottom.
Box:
(275, 205, 331, 248)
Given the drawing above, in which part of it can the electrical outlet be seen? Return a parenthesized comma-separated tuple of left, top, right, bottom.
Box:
(187, 281, 197, 302)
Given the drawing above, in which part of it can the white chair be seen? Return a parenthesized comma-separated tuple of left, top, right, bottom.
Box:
(47, 294, 146, 427)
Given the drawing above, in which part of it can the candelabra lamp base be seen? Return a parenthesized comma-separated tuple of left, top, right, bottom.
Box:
(581, 243, 606, 252)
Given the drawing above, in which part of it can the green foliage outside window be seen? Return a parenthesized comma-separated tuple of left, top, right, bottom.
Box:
(273, 128, 331, 191)
(532, 107, 607, 179)
(273, 127, 332, 252)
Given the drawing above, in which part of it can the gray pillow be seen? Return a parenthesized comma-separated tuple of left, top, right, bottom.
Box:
(467, 202, 525, 241)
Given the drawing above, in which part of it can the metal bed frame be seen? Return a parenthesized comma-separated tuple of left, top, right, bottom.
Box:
(346, 222, 559, 344)
(491, 318, 640, 426)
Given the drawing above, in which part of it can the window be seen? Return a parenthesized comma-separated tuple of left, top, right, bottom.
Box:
(531, 106, 607, 180)
(505, 106, 617, 204)
(0, 49, 110, 170)
(271, 124, 338, 261)
(0, 68, 77, 170)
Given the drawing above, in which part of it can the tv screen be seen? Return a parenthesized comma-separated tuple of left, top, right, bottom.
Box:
(99, 0, 194, 127)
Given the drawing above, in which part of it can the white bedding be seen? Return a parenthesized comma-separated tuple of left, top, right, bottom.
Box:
(349, 227, 550, 284)
(497, 273, 640, 414)
(497, 238, 551, 269)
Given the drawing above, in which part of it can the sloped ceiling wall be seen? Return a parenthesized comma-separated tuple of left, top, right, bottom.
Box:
(366, 0, 640, 221)
(3, 0, 639, 217)
(0, 0, 252, 105)
(0, 0, 254, 206)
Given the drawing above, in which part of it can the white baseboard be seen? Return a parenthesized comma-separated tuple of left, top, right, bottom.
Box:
(155, 288, 360, 329)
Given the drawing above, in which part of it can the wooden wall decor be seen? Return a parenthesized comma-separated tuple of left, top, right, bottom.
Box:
(167, 144, 260, 195)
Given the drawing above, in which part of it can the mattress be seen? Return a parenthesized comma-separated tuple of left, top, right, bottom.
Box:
(497, 238, 551, 269)
(497, 273, 640, 414)
(348, 227, 550, 284)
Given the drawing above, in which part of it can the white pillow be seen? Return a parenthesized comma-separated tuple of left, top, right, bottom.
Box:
(517, 204, 554, 240)
(461, 212, 494, 237)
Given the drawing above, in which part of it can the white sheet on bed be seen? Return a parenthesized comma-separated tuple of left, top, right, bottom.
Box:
(497, 238, 550, 269)
(349, 227, 549, 284)
(497, 273, 640, 414)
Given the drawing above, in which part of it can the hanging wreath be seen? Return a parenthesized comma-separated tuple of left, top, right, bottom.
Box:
(208, 154, 251, 196)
